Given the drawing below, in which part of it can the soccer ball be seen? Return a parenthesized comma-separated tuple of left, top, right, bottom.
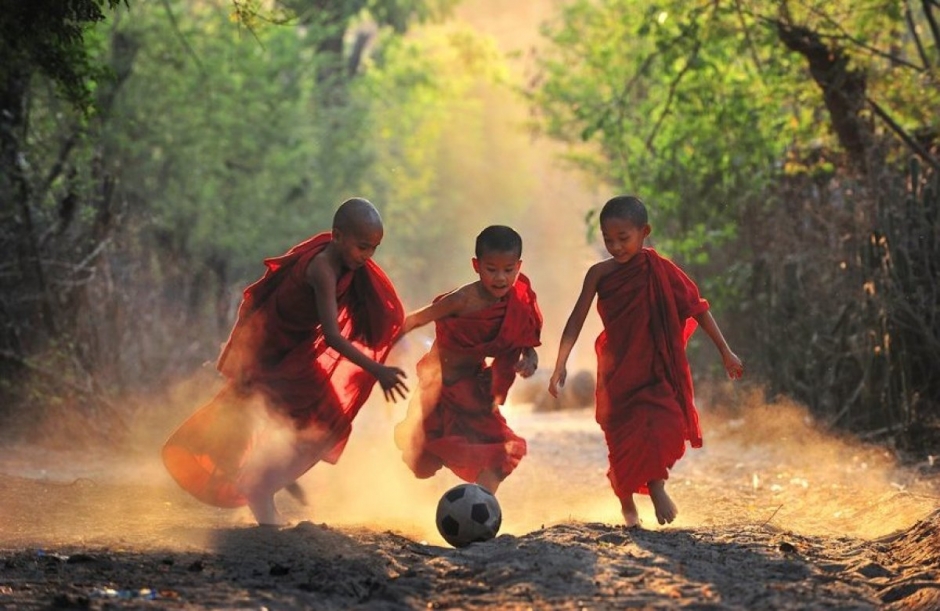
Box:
(435, 483, 502, 548)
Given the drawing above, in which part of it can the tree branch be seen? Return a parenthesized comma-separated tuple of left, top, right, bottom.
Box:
(733, 0, 765, 76)
(774, 18, 871, 170)
(793, 2, 925, 71)
(866, 96, 940, 172)
(924, 0, 940, 65)
(644, 40, 701, 154)
(159, 0, 206, 75)
(37, 133, 77, 204)
(906, 0, 932, 69)
(865, 96, 940, 172)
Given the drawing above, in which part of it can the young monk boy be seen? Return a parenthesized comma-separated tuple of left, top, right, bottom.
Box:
(393, 225, 542, 493)
(548, 195, 743, 527)
(162, 197, 409, 525)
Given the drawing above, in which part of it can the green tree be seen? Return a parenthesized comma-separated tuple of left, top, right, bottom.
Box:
(1, 0, 126, 342)
(532, 0, 940, 443)
(0, 0, 472, 439)
(532, 0, 939, 258)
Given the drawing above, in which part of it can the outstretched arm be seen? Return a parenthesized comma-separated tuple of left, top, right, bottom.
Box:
(549, 265, 602, 397)
(693, 310, 744, 379)
(307, 256, 409, 402)
(397, 289, 465, 340)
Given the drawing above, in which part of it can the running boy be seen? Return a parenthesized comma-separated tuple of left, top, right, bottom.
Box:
(548, 195, 743, 526)
(163, 197, 409, 525)
(393, 225, 542, 493)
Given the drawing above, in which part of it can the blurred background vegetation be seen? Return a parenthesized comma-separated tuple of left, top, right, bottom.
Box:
(1, 0, 937, 455)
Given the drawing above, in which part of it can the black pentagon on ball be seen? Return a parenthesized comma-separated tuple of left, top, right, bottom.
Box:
(440, 515, 461, 537)
(444, 486, 467, 503)
(470, 503, 490, 524)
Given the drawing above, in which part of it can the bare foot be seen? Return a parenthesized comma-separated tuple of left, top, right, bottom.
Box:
(648, 480, 677, 525)
(620, 495, 641, 528)
(248, 495, 286, 526)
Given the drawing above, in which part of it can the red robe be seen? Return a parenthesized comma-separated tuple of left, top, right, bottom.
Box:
(162, 232, 403, 508)
(394, 274, 542, 483)
(594, 248, 708, 498)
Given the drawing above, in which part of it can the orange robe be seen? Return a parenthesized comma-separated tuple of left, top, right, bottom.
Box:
(162, 232, 403, 507)
(394, 274, 542, 483)
(595, 248, 708, 498)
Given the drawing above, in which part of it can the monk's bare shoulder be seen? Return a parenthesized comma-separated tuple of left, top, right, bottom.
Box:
(304, 250, 338, 293)
(445, 283, 481, 316)
(583, 258, 619, 290)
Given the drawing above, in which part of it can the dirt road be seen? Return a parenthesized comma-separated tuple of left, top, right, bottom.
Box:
(1, 388, 938, 609)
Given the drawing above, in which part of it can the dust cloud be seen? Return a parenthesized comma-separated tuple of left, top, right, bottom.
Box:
(0, 363, 935, 551)
(380, 0, 611, 372)
(275, 380, 937, 546)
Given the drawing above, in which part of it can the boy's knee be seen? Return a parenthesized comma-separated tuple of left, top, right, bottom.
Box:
(410, 456, 442, 479)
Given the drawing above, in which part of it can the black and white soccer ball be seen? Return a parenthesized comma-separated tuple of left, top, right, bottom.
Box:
(435, 483, 502, 548)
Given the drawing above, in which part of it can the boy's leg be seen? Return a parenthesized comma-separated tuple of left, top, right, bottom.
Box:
(239, 423, 311, 526)
(475, 468, 503, 494)
(247, 494, 285, 526)
(620, 494, 641, 527)
(648, 479, 678, 525)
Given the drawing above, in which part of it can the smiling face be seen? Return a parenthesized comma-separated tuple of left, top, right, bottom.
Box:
(472, 249, 522, 300)
(601, 216, 650, 263)
(332, 222, 384, 270)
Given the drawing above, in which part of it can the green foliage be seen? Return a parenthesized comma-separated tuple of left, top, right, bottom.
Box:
(536, 2, 785, 253)
(0, 0, 127, 110)
(363, 0, 460, 32)
(100, 0, 487, 283)
(77, 0, 520, 315)
(103, 0, 346, 274)
(531, 0, 940, 445)
(531, 0, 939, 263)
(2, 0, 487, 403)
(233, 0, 458, 35)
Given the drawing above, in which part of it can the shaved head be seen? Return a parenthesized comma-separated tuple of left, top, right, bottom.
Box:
(600, 195, 648, 227)
(333, 197, 383, 235)
(475, 225, 522, 258)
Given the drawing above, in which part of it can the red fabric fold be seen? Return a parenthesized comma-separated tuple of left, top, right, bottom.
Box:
(594, 249, 708, 498)
(394, 274, 542, 483)
(162, 232, 403, 508)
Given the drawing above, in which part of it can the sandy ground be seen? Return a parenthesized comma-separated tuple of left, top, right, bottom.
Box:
(1, 378, 938, 610)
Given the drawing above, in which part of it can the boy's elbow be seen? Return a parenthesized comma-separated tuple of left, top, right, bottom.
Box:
(322, 329, 345, 348)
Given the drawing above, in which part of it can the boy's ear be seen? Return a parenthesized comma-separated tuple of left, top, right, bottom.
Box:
(471, 257, 481, 274)
(642, 224, 652, 237)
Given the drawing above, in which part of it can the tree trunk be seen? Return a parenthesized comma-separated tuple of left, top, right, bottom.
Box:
(775, 21, 873, 173)
(0, 67, 58, 343)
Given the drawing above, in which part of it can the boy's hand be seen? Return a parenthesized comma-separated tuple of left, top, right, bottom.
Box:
(548, 367, 566, 398)
(373, 364, 410, 402)
(515, 348, 538, 378)
(723, 351, 744, 380)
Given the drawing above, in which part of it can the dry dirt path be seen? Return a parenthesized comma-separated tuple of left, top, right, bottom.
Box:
(1, 393, 938, 609)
